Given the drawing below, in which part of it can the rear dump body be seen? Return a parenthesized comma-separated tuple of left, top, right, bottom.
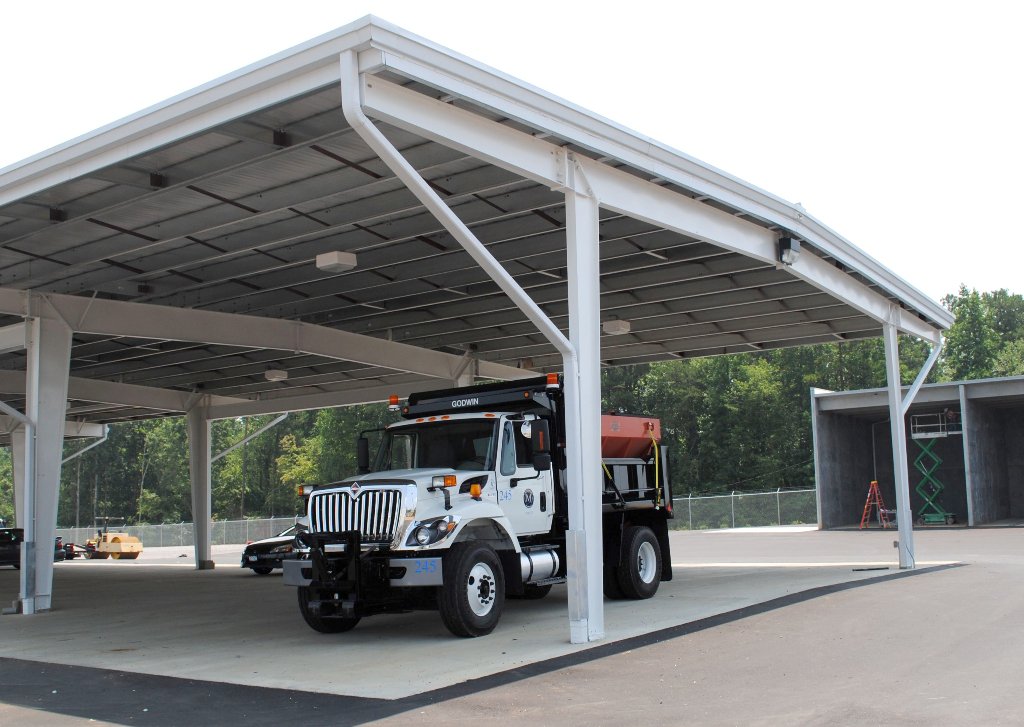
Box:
(284, 375, 673, 636)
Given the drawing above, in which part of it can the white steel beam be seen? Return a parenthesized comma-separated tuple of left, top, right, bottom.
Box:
(212, 413, 288, 462)
(577, 156, 942, 344)
(361, 75, 944, 343)
(899, 337, 944, 417)
(208, 379, 441, 420)
(340, 52, 574, 360)
(0, 323, 26, 355)
(0, 370, 243, 413)
(0, 289, 528, 383)
(0, 417, 105, 439)
(883, 321, 915, 569)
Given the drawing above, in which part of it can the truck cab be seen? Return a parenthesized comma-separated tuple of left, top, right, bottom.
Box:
(365, 412, 554, 537)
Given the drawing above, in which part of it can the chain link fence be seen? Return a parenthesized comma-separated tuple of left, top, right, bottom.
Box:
(56, 489, 817, 544)
(671, 488, 817, 530)
(57, 516, 301, 547)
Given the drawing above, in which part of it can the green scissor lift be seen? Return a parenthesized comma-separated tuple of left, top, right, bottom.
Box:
(910, 412, 961, 525)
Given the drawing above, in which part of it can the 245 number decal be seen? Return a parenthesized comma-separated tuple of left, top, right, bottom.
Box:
(414, 559, 439, 574)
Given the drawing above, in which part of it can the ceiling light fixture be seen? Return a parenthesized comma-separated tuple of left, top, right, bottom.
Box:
(602, 320, 631, 335)
(316, 251, 358, 273)
(264, 368, 288, 382)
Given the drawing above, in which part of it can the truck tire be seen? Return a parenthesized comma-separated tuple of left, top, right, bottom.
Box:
(251, 566, 273, 575)
(615, 525, 661, 599)
(603, 565, 625, 599)
(438, 542, 505, 637)
(297, 587, 360, 634)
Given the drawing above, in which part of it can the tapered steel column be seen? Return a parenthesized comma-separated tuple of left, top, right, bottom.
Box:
(883, 322, 915, 568)
(187, 403, 214, 570)
(564, 181, 604, 643)
(23, 315, 72, 612)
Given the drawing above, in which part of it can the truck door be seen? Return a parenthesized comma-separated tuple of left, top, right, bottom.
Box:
(496, 419, 553, 536)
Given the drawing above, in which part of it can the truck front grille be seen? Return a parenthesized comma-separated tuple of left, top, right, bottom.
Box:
(309, 488, 404, 544)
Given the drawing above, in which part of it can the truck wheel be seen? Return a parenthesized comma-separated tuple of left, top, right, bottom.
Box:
(297, 587, 360, 634)
(252, 566, 273, 575)
(439, 542, 505, 637)
(616, 526, 661, 599)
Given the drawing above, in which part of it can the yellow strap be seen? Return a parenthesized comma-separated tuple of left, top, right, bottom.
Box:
(601, 460, 613, 481)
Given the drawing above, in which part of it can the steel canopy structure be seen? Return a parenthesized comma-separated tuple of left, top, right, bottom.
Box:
(0, 17, 950, 640)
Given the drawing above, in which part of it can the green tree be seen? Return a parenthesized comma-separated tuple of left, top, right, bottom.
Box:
(992, 339, 1024, 377)
(941, 286, 999, 380)
(984, 289, 1024, 345)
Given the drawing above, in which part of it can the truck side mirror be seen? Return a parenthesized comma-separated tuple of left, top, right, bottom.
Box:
(356, 437, 370, 473)
(531, 419, 551, 454)
(532, 452, 552, 471)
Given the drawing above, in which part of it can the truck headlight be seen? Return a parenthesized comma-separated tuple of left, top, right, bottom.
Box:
(405, 516, 458, 547)
(269, 544, 293, 554)
(414, 527, 432, 546)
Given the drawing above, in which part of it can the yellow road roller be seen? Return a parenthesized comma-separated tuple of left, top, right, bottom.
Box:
(85, 518, 143, 560)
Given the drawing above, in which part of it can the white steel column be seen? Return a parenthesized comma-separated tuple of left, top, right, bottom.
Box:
(10, 427, 25, 527)
(883, 322, 915, 568)
(187, 403, 214, 570)
(564, 182, 604, 643)
(23, 315, 72, 612)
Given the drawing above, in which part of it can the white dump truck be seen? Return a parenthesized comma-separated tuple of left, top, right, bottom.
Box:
(284, 374, 673, 637)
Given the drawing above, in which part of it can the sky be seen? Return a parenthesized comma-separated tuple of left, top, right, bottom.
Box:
(1, 0, 1021, 302)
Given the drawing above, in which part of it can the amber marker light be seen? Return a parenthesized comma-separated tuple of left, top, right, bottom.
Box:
(388, 394, 400, 411)
(443, 475, 457, 487)
(469, 483, 483, 500)
(545, 373, 560, 387)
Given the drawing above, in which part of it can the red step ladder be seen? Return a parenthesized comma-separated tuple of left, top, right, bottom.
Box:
(859, 480, 892, 529)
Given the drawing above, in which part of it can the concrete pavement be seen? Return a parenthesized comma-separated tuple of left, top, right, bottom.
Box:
(1, 527, 1019, 725)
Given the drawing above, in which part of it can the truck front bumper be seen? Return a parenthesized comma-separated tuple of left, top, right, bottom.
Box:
(282, 530, 443, 589)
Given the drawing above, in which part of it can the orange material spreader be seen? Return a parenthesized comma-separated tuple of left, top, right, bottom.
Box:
(600, 413, 661, 458)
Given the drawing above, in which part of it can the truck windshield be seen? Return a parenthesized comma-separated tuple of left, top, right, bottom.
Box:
(372, 419, 498, 472)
